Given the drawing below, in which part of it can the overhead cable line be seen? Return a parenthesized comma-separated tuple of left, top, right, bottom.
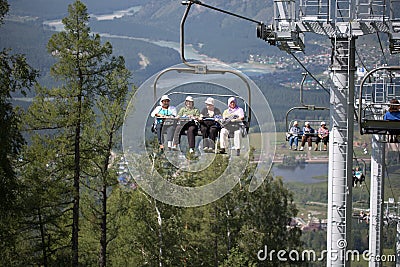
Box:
(370, 9, 388, 65)
(185, 0, 331, 95)
(376, 32, 388, 65)
(289, 52, 330, 94)
(355, 48, 368, 72)
(183, 0, 262, 24)
(385, 166, 396, 201)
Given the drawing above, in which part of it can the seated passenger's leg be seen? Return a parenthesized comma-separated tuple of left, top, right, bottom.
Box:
(187, 125, 197, 149)
(300, 136, 306, 150)
(173, 124, 183, 146)
(315, 137, 320, 151)
(288, 136, 293, 149)
(307, 136, 313, 150)
(209, 126, 219, 142)
(323, 136, 328, 150)
(233, 129, 241, 155)
(166, 125, 175, 146)
(156, 123, 163, 145)
(293, 136, 298, 150)
(219, 128, 229, 153)
(207, 126, 219, 151)
(200, 124, 209, 148)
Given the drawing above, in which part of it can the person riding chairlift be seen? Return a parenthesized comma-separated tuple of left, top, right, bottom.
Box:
(150, 95, 177, 152)
(384, 98, 400, 142)
(299, 121, 315, 151)
(352, 167, 365, 187)
(199, 97, 222, 153)
(219, 97, 244, 156)
(172, 96, 200, 154)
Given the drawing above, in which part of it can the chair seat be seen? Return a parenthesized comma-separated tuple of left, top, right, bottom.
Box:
(361, 119, 400, 135)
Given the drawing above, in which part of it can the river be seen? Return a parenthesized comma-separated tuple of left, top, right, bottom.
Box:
(42, 6, 275, 76)
(271, 163, 328, 184)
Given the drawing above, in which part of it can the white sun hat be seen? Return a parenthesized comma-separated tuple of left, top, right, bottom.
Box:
(205, 97, 215, 105)
(160, 95, 170, 101)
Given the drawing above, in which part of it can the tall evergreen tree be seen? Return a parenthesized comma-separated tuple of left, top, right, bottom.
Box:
(24, 0, 131, 265)
(0, 0, 38, 264)
(79, 68, 130, 266)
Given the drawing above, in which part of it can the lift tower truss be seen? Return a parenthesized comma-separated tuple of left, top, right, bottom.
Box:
(358, 67, 400, 266)
(257, 0, 400, 266)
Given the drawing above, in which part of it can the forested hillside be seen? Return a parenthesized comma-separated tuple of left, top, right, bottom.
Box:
(1, 1, 307, 265)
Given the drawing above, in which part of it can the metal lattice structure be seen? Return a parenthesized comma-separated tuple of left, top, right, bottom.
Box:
(179, 0, 400, 266)
(257, 0, 400, 266)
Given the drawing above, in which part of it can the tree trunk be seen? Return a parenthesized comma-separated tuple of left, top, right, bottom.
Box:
(72, 95, 82, 266)
(99, 183, 107, 267)
(38, 207, 48, 267)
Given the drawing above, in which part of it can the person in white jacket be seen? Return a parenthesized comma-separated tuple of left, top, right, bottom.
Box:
(219, 97, 244, 156)
(151, 95, 177, 152)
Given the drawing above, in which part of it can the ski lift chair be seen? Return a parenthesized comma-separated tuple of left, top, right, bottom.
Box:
(358, 66, 400, 141)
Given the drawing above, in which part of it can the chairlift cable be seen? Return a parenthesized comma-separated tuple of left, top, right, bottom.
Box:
(377, 32, 388, 66)
(289, 52, 330, 94)
(355, 49, 368, 72)
(370, 9, 388, 65)
(184, 0, 262, 25)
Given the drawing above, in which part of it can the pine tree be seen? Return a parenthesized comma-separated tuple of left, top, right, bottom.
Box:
(0, 0, 38, 264)
(79, 68, 130, 266)
(24, 0, 131, 265)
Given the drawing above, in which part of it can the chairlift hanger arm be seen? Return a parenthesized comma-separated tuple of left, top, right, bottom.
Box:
(285, 106, 329, 131)
(153, 1, 254, 122)
(180, 0, 260, 67)
(182, 0, 262, 25)
(291, 53, 329, 94)
(152, 67, 252, 123)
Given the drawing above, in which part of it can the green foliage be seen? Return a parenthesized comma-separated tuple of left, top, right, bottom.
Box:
(0, 4, 38, 263)
(0, 49, 37, 213)
(0, 0, 8, 24)
(221, 247, 257, 267)
(19, 1, 132, 265)
(105, 155, 302, 266)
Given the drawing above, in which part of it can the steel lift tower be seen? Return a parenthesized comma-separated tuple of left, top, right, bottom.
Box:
(358, 66, 400, 266)
(384, 198, 400, 266)
(256, 0, 400, 266)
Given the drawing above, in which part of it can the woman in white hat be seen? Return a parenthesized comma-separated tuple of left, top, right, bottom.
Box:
(299, 121, 315, 151)
(150, 95, 177, 152)
(315, 121, 329, 151)
(199, 97, 222, 152)
(288, 121, 301, 150)
(172, 96, 200, 153)
(219, 97, 245, 156)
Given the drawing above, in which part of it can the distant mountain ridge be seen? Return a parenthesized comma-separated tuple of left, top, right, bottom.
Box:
(7, 0, 278, 61)
(2, 0, 332, 123)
